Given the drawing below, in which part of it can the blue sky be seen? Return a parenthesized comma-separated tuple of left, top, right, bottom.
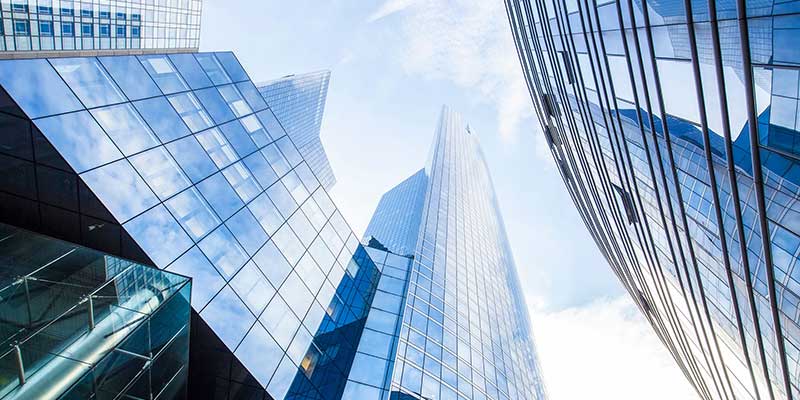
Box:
(201, 1, 697, 398)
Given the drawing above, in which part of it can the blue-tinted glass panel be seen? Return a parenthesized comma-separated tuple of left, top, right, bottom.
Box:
(236, 81, 267, 111)
(133, 96, 191, 142)
(218, 85, 252, 117)
(215, 52, 249, 82)
(166, 187, 220, 241)
(0, 59, 83, 118)
(129, 147, 191, 200)
(200, 285, 254, 349)
(233, 322, 282, 387)
(166, 136, 218, 182)
(195, 127, 238, 169)
(240, 114, 272, 147)
(253, 240, 292, 288)
(222, 162, 261, 202)
(248, 193, 284, 235)
(226, 207, 268, 256)
(166, 246, 225, 310)
(260, 295, 300, 348)
(99, 56, 160, 101)
(90, 103, 159, 155)
(196, 172, 243, 220)
(139, 55, 189, 94)
(168, 92, 214, 132)
(50, 57, 126, 108)
(80, 159, 159, 222)
(198, 225, 248, 279)
(219, 120, 257, 157)
(195, 53, 231, 85)
(34, 111, 123, 172)
(243, 152, 279, 188)
(195, 87, 235, 124)
(168, 53, 213, 90)
(263, 143, 290, 176)
(257, 109, 287, 139)
(230, 261, 274, 314)
(124, 204, 192, 267)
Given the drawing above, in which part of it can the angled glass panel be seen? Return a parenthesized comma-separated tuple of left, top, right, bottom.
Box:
(236, 81, 267, 111)
(129, 146, 191, 200)
(195, 87, 235, 124)
(279, 272, 313, 319)
(271, 224, 304, 266)
(294, 163, 320, 193)
(289, 211, 315, 247)
(80, 159, 159, 222)
(215, 52, 249, 82)
(266, 181, 297, 218)
(195, 53, 231, 85)
(233, 322, 282, 388)
(199, 285, 254, 349)
(196, 172, 244, 220)
(98, 55, 160, 101)
(268, 357, 297, 399)
(123, 204, 192, 267)
(240, 114, 272, 147)
(282, 170, 309, 203)
(248, 192, 284, 235)
(50, 57, 126, 108)
(166, 135, 217, 183)
(218, 85, 252, 117)
(139, 55, 189, 94)
(168, 53, 213, 90)
(219, 120, 257, 157)
(276, 136, 302, 167)
(226, 207, 268, 256)
(166, 187, 221, 241)
(257, 109, 287, 139)
(262, 143, 290, 176)
(198, 225, 249, 279)
(133, 96, 191, 142)
(243, 152, 279, 189)
(260, 294, 300, 349)
(253, 240, 292, 288)
(230, 261, 274, 315)
(90, 103, 159, 155)
(34, 110, 123, 172)
(0, 59, 83, 118)
(195, 127, 238, 169)
(222, 162, 261, 202)
(167, 92, 214, 132)
(166, 246, 225, 310)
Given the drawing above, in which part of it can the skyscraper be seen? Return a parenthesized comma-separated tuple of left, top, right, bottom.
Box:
(354, 106, 548, 400)
(0, 0, 202, 58)
(507, 0, 800, 398)
(258, 71, 337, 190)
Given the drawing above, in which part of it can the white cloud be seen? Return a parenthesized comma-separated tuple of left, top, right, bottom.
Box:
(368, 0, 535, 143)
(529, 295, 699, 400)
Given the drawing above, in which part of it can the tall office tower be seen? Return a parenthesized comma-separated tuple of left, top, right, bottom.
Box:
(258, 71, 337, 190)
(0, 51, 384, 400)
(352, 107, 548, 400)
(507, 0, 800, 398)
(0, 0, 202, 58)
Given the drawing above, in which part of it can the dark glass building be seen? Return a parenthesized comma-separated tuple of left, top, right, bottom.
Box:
(507, 0, 800, 398)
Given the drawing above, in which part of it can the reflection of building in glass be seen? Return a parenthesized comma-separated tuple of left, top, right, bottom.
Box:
(345, 107, 548, 400)
(507, 0, 800, 398)
(0, 0, 202, 58)
(258, 71, 336, 190)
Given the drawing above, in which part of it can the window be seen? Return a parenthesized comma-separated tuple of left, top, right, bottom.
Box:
(14, 21, 29, 35)
(116, 12, 126, 20)
(80, 8, 92, 17)
(131, 13, 141, 21)
(37, 5, 53, 14)
(99, 24, 110, 37)
(11, 2, 28, 12)
(116, 25, 125, 36)
(39, 21, 53, 36)
(61, 22, 73, 36)
(131, 26, 140, 37)
(99, 10, 110, 18)
(60, 7, 74, 16)
(81, 23, 92, 36)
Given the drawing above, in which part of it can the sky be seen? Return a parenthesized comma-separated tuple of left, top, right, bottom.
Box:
(201, 1, 698, 398)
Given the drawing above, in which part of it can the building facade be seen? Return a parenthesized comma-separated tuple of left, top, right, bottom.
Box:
(354, 107, 548, 400)
(507, 0, 800, 398)
(257, 71, 337, 190)
(0, 0, 202, 58)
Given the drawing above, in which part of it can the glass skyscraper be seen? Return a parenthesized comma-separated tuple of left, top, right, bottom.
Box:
(0, 0, 202, 58)
(258, 71, 336, 190)
(507, 0, 800, 398)
(354, 106, 547, 400)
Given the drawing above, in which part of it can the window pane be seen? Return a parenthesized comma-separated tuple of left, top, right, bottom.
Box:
(248, 192, 284, 235)
(166, 136, 217, 182)
(196, 127, 238, 168)
(166, 246, 225, 310)
(219, 120, 257, 157)
(168, 53, 212, 89)
(260, 295, 300, 348)
(129, 146, 191, 200)
(133, 97, 191, 142)
(257, 109, 287, 139)
(50, 57, 126, 108)
(139, 55, 189, 94)
(98, 55, 160, 101)
(236, 81, 267, 111)
(240, 115, 272, 147)
(227, 207, 268, 256)
(230, 261, 274, 314)
(222, 162, 261, 202)
(195, 87, 235, 124)
(276, 136, 302, 167)
(168, 92, 214, 132)
(262, 144, 290, 176)
(123, 204, 192, 267)
(198, 225, 248, 279)
(80, 159, 159, 222)
(166, 187, 220, 241)
(195, 53, 231, 85)
(243, 152, 279, 188)
(0, 59, 82, 118)
(252, 240, 292, 288)
(196, 172, 244, 220)
(34, 111, 122, 172)
(200, 285, 254, 349)
(233, 322, 282, 387)
(91, 103, 159, 155)
(218, 85, 252, 117)
(267, 182, 297, 218)
(215, 52, 249, 82)
(271, 224, 304, 266)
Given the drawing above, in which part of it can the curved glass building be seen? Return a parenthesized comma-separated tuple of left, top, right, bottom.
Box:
(506, 0, 800, 398)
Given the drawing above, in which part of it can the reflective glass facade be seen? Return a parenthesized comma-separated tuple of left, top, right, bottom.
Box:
(257, 71, 336, 190)
(0, 51, 383, 400)
(507, 0, 800, 398)
(363, 168, 427, 257)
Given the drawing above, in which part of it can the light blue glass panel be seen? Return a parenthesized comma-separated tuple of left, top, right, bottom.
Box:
(279, 272, 314, 319)
(50, 57, 126, 108)
(196, 127, 238, 169)
(282, 170, 309, 203)
(243, 152, 279, 188)
(222, 162, 261, 202)
(286, 326, 313, 365)
(34, 111, 123, 172)
(0, 59, 83, 118)
(98, 55, 160, 101)
(276, 136, 302, 167)
(268, 357, 297, 399)
(166, 187, 220, 241)
(195, 87, 235, 124)
(123, 204, 192, 267)
(215, 52, 249, 82)
(358, 329, 394, 359)
(226, 207, 268, 256)
(350, 353, 387, 387)
(168, 92, 214, 132)
(262, 143, 290, 175)
(272, 224, 304, 266)
(219, 120, 257, 157)
(267, 182, 297, 218)
(90, 103, 159, 155)
(198, 225, 248, 279)
(257, 109, 287, 138)
(80, 159, 159, 222)
(196, 172, 244, 220)
(166, 246, 225, 310)
(342, 381, 382, 399)
(289, 212, 315, 247)
(195, 53, 231, 85)
(133, 96, 191, 142)
(248, 193, 284, 235)
(240, 114, 272, 147)
(166, 136, 217, 183)
(168, 53, 212, 90)
(253, 240, 292, 288)
(233, 322, 283, 387)
(139, 55, 189, 94)
(200, 285, 254, 349)
(236, 81, 267, 111)
(129, 147, 191, 200)
(230, 261, 274, 314)
(260, 295, 300, 348)
(294, 254, 325, 296)
(218, 85, 252, 117)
